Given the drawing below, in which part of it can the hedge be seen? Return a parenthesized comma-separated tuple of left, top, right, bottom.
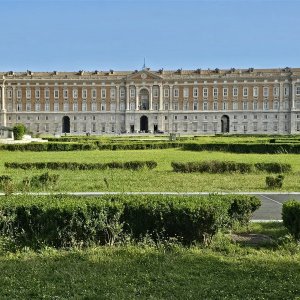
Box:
(171, 161, 291, 174)
(171, 161, 253, 173)
(183, 143, 300, 154)
(5, 161, 158, 171)
(282, 200, 300, 241)
(0, 194, 261, 248)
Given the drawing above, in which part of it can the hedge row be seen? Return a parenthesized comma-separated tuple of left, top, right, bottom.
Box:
(282, 200, 300, 241)
(0, 194, 261, 248)
(0, 142, 181, 151)
(183, 143, 300, 154)
(5, 161, 158, 171)
(171, 161, 291, 174)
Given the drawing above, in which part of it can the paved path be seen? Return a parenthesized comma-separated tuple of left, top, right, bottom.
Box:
(1, 191, 300, 221)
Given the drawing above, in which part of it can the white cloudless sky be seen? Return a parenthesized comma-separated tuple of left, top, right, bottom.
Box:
(0, 0, 299, 71)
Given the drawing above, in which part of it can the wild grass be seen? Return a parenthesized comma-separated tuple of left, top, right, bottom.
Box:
(1, 149, 300, 192)
(0, 222, 299, 299)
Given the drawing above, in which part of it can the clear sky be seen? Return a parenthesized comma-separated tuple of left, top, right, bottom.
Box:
(0, 0, 299, 71)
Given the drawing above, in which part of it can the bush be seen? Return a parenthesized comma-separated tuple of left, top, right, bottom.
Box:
(171, 161, 253, 174)
(25, 172, 60, 189)
(12, 124, 26, 140)
(266, 175, 284, 189)
(0, 194, 261, 248)
(5, 161, 158, 171)
(282, 200, 300, 241)
(255, 163, 291, 173)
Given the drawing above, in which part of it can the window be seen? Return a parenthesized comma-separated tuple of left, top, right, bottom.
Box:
(243, 102, 248, 110)
(54, 89, 59, 98)
(35, 89, 40, 99)
(296, 86, 300, 96)
(243, 87, 248, 97)
(273, 86, 279, 97)
(164, 88, 169, 97)
(26, 103, 31, 111)
(253, 87, 258, 97)
(213, 102, 218, 111)
(174, 88, 179, 98)
(45, 102, 50, 111)
(82, 102, 87, 112)
(17, 89, 22, 99)
(153, 88, 158, 97)
(193, 122, 197, 132)
(183, 123, 188, 132)
(73, 89, 78, 99)
(233, 123, 238, 132)
(63, 89, 68, 98)
(273, 101, 279, 110)
(222, 102, 227, 110)
(284, 86, 289, 96)
(45, 89, 50, 99)
(101, 89, 106, 98)
(213, 88, 218, 98)
(193, 88, 198, 97)
(63, 102, 69, 112)
(26, 89, 31, 99)
(263, 122, 268, 131)
(183, 88, 189, 98)
(193, 102, 198, 111)
(173, 102, 179, 110)
(164, 116, 168, 120)
(35, 103, 40, 111)
(153, 103, 159, 110)
(253, 114, 258, 120)
(233, 102, 238, 110)
(82, 89, 87, 99)
(274, 123, 278, 131)
(120, 88, 125, 99)
(73, 103, 78, 112)
(110, 103, 116, 111)
(253, 101, 258, 110)
(101, 103, 106, 111)
(164, 103, 169, 110)
(263, 102, 269, 110)
(203, 102, 208, 110)
(284, 101, 289, 110)
(263, 87, 269, 97)
(203, 123, 208, 132)
(110, 88, 116, 99)
(243, 115, 247, 120)
(54, 102, 59, 112)
(130, 102, 135, 110)
(233, 87, 238, 97)
(223, 88, 228, 97)
(183, 102, 189, 110)
(17, 103, 22, 111)
(253, 123, 258, 131)
(174, 115, 178, 120)
(203, 88, 208, 98)
(92, 102, 97, 111)
(92, 89, 97, 99)
(7, 89, 12, 98)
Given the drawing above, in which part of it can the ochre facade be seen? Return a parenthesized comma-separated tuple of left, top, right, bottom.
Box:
(1, 67, 300, 135)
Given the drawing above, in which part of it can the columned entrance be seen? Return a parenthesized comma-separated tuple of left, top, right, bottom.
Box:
(62, 116, 70, 133)
(139, 89, 149, 110)
(221, 115, 229, 133)
(140, 115, 148, 132)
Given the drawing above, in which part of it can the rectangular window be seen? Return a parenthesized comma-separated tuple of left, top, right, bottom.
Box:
(92, 102, 97, 111)
(243, 102, 248, 110)
(183, 88, 189, 98)
(54, 89, 59, 98)
(101, 89, 106, 98)
(203, 102, 208, 111)
(82, 89, 87, 99)
(203, 123, 208, 132)
(164, 103, 169, 110)
(273, 86, 279, 97)
(297, 122, 300, 131)
(213, 102, 218, 110)
(54, 102, 59, 112)
(273, 101, 279, 110)
(233, 102, 238, 110)
(263, 102, 269, 110)
(110, 88, 116, 99)
(73, 89, 78, 99)
(17, 103, 22, 111)
(17, 89, 22, 99)
(63, 102, 69, 112)
(296, 86, 300, 96)
(253, 87, 258, 97)
(223, 88, 228, 97)
(73, 103, 78, 112)
(193, 88, 198, 97)
(233, 87, 238, 97)
(92, 89, 97, 98)
(120, 88, 125, 99)
(203, 88, 208, 98)
(35, 103, 40, 111)
(183, 102, 189, 110)
(26, 89, 31, 99)
(193, 102, 198, 111)
(35, 89, 40, 99)
(263, 122, 268, 131)
(263, 87, 269, 97)
(153, 88, 159, 97)
(164, 88, 169, 97)
(284, 86, 289, 96)
(110, 103, 116, 111)
(222, 102, 227, 110)
(82, 102, 87, 112)
(213, 88, 218, 98)
(253, 101, 258, 110)
(101, 103, 106, 111)
(63, 89, 68, 98)
(243, 87, 248, 97)
(253, 122, 258, 131)
(45, 89, 50, 99)
(174, 88, 179, 98)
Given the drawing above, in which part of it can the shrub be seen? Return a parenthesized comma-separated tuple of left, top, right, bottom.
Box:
(266, 175, 284, 189)
(255, 162, 291, 173)
(12, 124, 26, 140)
(282, 200, 300, 241)
(26, 172, 60, 189)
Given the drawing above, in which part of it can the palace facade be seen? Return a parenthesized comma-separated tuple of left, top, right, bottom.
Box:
(1, 67, 300, 135)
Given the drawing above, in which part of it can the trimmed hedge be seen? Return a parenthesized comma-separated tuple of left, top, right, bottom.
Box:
(0, 194, 261, 248)
(282, 200, 300, 241)
(0, 142, 181, 152)
(183, 143, 300, 154)
(171, 161, 253, 173)
(266, 175, 284, 189)
(5, 161, 158, 171)
(172, 161, 292, 174)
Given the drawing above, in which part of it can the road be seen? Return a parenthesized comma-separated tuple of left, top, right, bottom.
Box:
(1, 191, 300, 221)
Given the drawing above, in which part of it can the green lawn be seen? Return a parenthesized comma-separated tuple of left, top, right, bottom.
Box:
(1, 149, 300, 192)
(0, 222, 299, 299)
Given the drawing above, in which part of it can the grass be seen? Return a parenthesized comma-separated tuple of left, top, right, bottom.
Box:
(0, 222, 299, 299)
(1, 149, 300, 192)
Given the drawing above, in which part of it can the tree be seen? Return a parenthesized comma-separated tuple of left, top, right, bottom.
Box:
(13, 124, 26, 140)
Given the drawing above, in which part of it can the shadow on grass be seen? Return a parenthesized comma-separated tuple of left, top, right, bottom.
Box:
(0, 247, 299, 299)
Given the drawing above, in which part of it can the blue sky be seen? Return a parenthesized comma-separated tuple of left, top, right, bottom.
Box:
(0, 0, 299, 71)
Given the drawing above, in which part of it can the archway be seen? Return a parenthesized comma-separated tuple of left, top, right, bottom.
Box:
(140, 115, 148, 132)
(62, 116, 70, 133)
(139, 89, 149, 110)
(221, 115, 229, 133)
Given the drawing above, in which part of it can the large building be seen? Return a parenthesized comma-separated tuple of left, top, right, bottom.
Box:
(1, 67, 300, 135)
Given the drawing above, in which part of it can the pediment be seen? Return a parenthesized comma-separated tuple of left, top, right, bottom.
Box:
(125, 69, 163, 81)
